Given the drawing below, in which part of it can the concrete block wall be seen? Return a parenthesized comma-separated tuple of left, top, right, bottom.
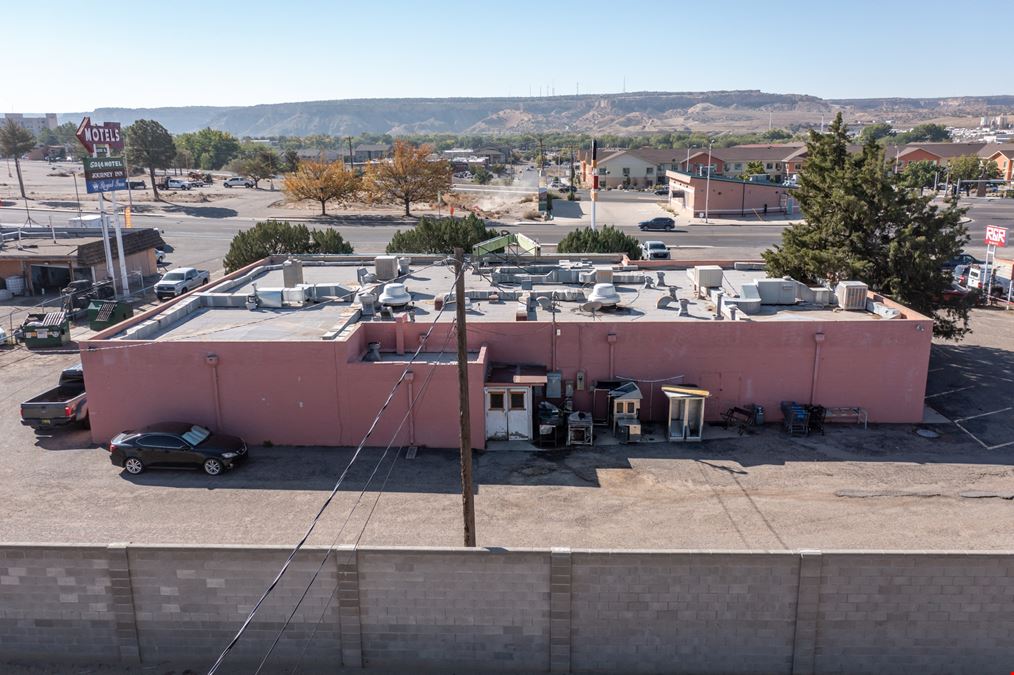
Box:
(570, 551, 798, 674)
(127, 545, 341, 666)
(0, 545, 119, 662)
(357, 548, 550, 671)
(1, 544, 1013, 673)
(813, 552, 1014, 675)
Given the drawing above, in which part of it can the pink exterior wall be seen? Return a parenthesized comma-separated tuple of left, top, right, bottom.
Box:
(81, 276, 933, 449)
(668, 172, 792, 215)
(81, 329, 489, 450)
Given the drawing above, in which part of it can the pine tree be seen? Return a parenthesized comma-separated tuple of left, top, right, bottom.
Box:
(764, 112, 971, 339)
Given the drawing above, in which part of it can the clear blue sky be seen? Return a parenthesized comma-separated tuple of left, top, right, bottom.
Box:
(7, 0, 1013, 111)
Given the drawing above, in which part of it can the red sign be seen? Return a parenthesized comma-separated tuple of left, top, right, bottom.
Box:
(985, 225, 1007, 247)
(75, 117, 124, 153)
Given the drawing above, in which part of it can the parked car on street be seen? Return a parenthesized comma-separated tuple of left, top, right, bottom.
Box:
(653, 187, 670, 196)
(557, 185, 577, 193)
(640, 240, 671, 260)
(154, 267, 210, 300)
(223, 176, 254, 188)
(638, 217, 676, 231)
(127, 180, 146, 190)
(942, 253, 984, 270)
(108, 422, 248, 475)
(20, 364, 88, 430)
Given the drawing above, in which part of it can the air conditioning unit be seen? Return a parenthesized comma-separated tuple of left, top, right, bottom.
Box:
(374, 255, 399, 281)
(692, 265, 724, 290)
(835, 281, 868, 310)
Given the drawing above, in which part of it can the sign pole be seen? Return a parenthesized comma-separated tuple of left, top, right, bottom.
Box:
(110, 190, 130, 297)
(97, 182, 116, 293)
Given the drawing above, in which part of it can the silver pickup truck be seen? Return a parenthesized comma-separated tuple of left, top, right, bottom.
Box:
(154, 267, 210, 300)
(20, 364, 88, 430)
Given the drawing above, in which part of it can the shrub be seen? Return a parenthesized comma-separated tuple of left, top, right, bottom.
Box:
(223, 219, 353, 273)
(385, 213, 499, 254)
(556, 225, 642, 260)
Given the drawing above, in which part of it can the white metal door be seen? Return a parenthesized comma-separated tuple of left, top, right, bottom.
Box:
(506, 389, 531, 440)
(484, 387, 531, 441)
(485, 388, 508, 440)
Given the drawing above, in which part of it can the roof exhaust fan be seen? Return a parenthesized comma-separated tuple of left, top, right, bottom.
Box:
(379, 282, 412, 307)
(587, 283, 621, 307)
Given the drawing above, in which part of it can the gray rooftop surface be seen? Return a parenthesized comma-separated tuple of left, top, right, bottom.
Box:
(121, 259, 890, 342)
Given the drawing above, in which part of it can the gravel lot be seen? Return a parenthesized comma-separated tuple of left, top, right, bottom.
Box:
(0, 309, 1012, 551)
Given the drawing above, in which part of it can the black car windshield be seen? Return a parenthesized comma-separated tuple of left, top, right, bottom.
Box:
(182, 425, 211, 446)
(646, 242, 665, 249)
(162, 272, 184, 281)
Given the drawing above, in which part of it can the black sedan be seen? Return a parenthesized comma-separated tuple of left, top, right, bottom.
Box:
(108, 422, 248, 476)
(638, 217, 676, 231)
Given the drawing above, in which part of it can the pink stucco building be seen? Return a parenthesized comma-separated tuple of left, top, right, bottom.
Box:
(81, 254, 932, 450)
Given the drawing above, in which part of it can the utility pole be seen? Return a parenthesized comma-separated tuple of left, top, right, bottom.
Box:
(704, 140, 714, 224)
(453, 248, 476, 548)
(347, 136, 354, 172)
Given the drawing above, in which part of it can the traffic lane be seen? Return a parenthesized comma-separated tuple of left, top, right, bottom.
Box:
(953, 199, 1014, 257)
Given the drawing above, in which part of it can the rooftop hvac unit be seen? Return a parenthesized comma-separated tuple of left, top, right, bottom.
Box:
(282, 258, 303, 287)
(374, 255, 399, 281)
(378, 282, 412, 307)
(587, 283, 620, 306)
(594, 268, 614, 284)
(692, 265, 724, 290)
(835, 281, 868, 310)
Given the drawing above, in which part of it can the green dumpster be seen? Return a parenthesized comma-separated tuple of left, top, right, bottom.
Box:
(88, 300, 134, 331)
(21, 312, 71, 348)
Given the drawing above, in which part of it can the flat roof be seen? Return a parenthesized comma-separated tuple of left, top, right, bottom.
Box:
(109, 256, 907, 343)
(0, 239, 91, 259)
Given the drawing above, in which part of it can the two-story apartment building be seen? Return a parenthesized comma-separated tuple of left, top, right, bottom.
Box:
(580, 148, 688, 188)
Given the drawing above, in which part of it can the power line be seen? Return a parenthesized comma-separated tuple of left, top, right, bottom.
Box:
(206, 264, 463, 675)
(259, 320, 459, 674)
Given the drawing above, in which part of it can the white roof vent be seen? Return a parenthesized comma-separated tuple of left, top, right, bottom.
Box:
(587, 283, 620, 306)
(379, 282, 412, 307)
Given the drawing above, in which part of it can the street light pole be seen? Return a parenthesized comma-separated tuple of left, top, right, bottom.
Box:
(704, 141, 714, 224)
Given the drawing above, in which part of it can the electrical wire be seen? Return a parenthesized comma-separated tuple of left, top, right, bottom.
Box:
(206, 263, 462, 675)
(255, 318, 458, 668)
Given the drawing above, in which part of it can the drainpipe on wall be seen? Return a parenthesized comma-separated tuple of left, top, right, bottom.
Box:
(810, 332, 825, 405)
(607, 333, 617, 379)
(405, 370, 416, 446)
(395, 314, 407, 355)
(206, 353, 222, 429)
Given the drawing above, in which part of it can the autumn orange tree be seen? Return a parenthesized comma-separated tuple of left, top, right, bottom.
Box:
(363, 140, 451, 216)
(283, 160, 360, 215)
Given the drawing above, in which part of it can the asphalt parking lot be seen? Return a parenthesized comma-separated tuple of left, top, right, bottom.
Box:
(0, 308, 1012, 552)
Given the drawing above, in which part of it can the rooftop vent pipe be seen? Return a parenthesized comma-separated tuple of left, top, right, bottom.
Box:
(587, 283, 620, 307)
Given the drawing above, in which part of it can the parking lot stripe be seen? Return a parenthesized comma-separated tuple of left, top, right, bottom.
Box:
(953, 421, 989, 449)
(987, 440, 1014, 450)
(954, 406, 1013, 423)
(924, 385, 975, 399)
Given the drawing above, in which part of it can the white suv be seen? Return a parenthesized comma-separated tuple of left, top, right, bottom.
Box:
(224, 177, 254, 188)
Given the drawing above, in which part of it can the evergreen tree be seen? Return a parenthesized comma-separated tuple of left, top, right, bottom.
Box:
(125, 120, 176, 201)
(764, 112, 971, 339)
(0, 121, 37, 199)
(557, 225, 642, 260)
(385, 214, 498, 254)
(223, 220, 353, 272)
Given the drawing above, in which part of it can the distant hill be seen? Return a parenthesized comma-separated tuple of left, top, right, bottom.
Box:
(57, 91, 1014, 137)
